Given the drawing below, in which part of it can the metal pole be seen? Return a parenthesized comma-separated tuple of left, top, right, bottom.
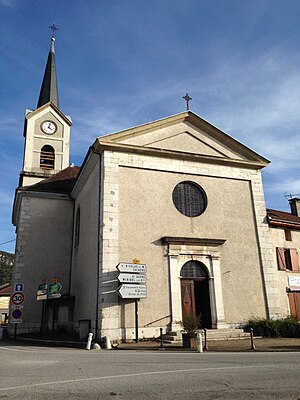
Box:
(51, 303, 55, 337)
(14, 324, 17, 340)
(160, 327, 163, 348)
(135, 299, 139, 343)
(250, 328, 256, 350)
(40, 300, 45, 337)
(203, 328, 208, 350)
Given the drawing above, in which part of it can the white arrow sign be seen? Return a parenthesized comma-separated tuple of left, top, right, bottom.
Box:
(118, 273, 146, 284)
(117, 263, 146, 273)
(118, 284, 147, 299)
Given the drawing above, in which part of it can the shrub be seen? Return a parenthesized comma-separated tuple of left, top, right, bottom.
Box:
(245, 317, 300, 338)
(182, 313, 201, 337)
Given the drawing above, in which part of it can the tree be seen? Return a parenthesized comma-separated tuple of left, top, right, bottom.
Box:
(0, 251, 14, 286)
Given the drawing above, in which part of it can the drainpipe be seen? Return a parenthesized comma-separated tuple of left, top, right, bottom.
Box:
(95, 151, 103, 341)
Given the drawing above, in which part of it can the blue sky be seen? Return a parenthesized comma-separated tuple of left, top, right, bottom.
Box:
(1, 0, 300, 253)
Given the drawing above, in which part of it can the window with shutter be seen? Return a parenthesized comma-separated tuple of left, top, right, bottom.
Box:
(284, 249, 292, 271)
(276, 247, 285, 270)
(290, 249, 299, 271)
(276, 247, 299, 271)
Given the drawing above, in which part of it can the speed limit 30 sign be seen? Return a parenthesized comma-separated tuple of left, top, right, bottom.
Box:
(11, 291, 25, 305)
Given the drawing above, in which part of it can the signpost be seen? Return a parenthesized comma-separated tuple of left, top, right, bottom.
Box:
(11, 292, 25, 306)
(11, 307, 23, 323)
(117, 273, 146, 284)
(14, 283, 24, 292)
(116, 261, 147, 343)
(117, 263, 146, 273)
(48, 282, 62, 299)
(10, 284, 25, 338)
(118, 284, 147, 299)
(37, 281, 62, 300)
(36, 279, 63, 335)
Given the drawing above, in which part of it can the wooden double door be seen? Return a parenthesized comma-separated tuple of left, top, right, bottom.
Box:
(181, 278, 212, 329)
(288, 292, 300, 320)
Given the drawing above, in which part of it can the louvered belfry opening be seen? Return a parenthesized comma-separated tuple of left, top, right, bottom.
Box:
(40, 145, 55, 170)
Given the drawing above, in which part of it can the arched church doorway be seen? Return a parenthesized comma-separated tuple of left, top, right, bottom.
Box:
(180, 260, 212, 329)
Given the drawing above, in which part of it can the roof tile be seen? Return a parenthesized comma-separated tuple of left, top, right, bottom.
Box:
(267, 208, 300, 228)
(24, 166, 80, 194)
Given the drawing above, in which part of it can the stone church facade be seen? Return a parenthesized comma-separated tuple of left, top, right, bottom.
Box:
(9, 36, 300, 341)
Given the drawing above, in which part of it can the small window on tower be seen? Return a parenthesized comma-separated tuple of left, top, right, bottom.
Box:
(285, 229, 292, 241)
(40, 145, 55, 170)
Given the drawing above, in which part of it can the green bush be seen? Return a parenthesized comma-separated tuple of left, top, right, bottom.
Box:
(182, 313, 201, 336)
(245, 317, 300, 338)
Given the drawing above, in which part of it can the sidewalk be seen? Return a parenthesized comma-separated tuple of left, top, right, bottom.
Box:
(116, 337, 300, 352)
(4, 334, 300, 352)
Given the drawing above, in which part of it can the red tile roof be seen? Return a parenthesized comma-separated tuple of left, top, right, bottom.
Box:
(267, 208, 300, 229)
(0, 284, 11, 295)
(24, 166, 80, 194)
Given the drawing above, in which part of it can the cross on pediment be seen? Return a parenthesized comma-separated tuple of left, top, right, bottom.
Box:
(183, 93, 192, 110)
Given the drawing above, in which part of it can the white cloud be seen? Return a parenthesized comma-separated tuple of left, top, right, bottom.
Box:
(0, 0, 20, 7)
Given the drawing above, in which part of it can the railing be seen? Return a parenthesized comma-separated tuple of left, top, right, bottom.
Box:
(143, 315, 171, 327)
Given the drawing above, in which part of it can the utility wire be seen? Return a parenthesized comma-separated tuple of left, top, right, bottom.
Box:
(0, 239, 16, 246)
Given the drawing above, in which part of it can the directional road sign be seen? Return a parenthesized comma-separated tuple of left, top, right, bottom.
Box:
(38, 283, 47, 291)
(117, 263, 146, 273)
(118, 284, 147, 299)
(11, 292, 25, 305)
(14, 283, 24, 292)
(37, 294, 47, 301)
(48, 282, 62, 294)
(117, 273, 146, 284)
(48, 293, 61, 299)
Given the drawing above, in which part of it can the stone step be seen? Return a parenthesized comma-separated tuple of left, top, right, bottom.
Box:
(166, 331, 181, 337)
(161, 335, 181, 342)
(162, 329, 250, 342)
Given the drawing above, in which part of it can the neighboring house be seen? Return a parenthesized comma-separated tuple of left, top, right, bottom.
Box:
(0, 284, 11, 325)
(267, 201, 300, 320)
(9, 34, 300, 341)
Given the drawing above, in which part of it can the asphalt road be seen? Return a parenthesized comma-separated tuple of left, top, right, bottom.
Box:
(0, 342, 299, 399)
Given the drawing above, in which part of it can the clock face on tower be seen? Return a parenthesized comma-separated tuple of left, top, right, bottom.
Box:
(41, 121, 57, 134)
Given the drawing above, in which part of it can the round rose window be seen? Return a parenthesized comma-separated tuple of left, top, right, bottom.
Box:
(172, 181, 207, 217)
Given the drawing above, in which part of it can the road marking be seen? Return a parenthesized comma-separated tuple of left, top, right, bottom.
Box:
(0, 365, 278, 392)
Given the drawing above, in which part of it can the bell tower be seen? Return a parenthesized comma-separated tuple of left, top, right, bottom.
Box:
(20, 27, 72, 187)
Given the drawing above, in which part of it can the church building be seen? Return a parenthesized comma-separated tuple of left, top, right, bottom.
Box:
(9, 35, 300, 341)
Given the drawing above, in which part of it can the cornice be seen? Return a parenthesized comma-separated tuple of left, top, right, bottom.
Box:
(93, 140, 268, 170)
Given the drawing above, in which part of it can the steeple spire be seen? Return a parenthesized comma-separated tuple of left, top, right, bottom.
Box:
(37, 27, 59, 109)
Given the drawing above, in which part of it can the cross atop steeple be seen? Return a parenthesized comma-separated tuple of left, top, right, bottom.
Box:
(37, 25, 60, 109)
(49, 22, 59, 38)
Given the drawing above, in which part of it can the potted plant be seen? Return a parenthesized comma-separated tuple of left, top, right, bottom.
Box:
(181, 313, 201, 348)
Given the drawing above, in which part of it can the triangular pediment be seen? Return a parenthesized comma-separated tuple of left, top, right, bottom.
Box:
(131, 130, 231, 158)
(97, 111, 269, 167)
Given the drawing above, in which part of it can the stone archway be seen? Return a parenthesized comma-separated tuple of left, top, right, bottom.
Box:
(180, 260, 212, 328)
(162, 237, 228, 332)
